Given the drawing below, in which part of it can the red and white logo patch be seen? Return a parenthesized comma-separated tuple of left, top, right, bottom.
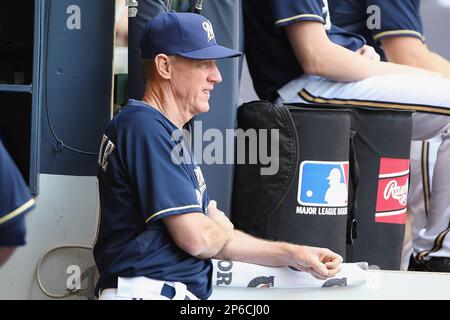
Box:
(375, 158, 410, 224)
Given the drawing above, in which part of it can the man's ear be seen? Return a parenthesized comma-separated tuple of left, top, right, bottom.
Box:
(154, 54, 173, 80)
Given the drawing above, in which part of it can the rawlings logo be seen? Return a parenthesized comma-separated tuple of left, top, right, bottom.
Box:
(375, 158, 410, 224)
(383, 179, 408, 206)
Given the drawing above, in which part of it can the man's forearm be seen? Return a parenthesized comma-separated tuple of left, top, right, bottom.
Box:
(213, 230, 293, 266)
(214, 231, 344, 279)
(194, 207, 235, 259)
(308, 42, 436, 81)
(164, 210, 234, 259)
(430, 52, 450, 78)
(195, 223, 234, 259)
(382, 37, 450, 78)
(285, 21, 434, 82)
(387, 48, 450, 78)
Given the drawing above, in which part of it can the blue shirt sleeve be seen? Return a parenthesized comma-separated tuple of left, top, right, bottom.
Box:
(271, 0, 365, 50)
(328, 24, 366, 51)
(0, 141, 34, 246)
(123, 118, 205, 225)
(366, 0, 424, 42)
(271, 0, 328, 27)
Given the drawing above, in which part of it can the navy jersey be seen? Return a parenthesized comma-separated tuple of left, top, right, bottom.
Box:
(93, 99, 212, 299)
(0, 140, 34, 247)
(330, 0, 424, 57)
(244, 0, 366, 102)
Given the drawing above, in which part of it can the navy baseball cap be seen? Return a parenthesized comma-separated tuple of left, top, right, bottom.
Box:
(140, 12, 242, 60)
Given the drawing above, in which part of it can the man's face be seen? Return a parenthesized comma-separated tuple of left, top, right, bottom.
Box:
(170, 57, 222, 116)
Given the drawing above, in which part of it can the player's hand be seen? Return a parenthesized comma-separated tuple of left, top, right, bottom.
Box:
(289, 245, 343, 280)
(207, 200, 234, 239)
(357, 45, 380, 61)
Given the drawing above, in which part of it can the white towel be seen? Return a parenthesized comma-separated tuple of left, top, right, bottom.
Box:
(212, 260, 368, 288)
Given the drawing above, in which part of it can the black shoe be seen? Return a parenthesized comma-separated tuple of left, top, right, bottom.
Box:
(425, 257, 450, 273)
(407, 254, 427, 271)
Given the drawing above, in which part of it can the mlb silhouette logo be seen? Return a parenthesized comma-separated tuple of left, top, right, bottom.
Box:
(297, 161, 349, 207)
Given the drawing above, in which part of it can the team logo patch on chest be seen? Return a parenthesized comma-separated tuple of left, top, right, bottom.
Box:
(194, 167, 206, 189)
(322, 0, 332, 30)
(194, 167, 207, 205)
(98, 134, 115, 172)
(375, 158, 410, 224)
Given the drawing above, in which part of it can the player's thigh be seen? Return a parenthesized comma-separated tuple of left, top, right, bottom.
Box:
(411, 114, 450, 140)
(306, 75, 450, 140)
(305, 74, 450, 109)
(355, 74, 450, 107)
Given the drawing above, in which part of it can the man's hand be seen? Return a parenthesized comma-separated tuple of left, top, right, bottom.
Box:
(163, 201, 234, 258)
(207, 200, 234, 241)
(289, 245, 343, 280)
(357, 45, 380, 61)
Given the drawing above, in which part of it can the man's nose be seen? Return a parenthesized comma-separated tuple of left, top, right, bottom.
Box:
(209, 64, 222, 84)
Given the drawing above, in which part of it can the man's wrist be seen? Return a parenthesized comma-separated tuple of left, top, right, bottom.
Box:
(281, 242, 296, 266)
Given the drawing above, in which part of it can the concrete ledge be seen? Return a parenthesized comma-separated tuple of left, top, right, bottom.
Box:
(210, 270, 450, 300)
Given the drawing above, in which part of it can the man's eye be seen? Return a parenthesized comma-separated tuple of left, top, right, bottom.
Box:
(198, 61, 212, 68)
